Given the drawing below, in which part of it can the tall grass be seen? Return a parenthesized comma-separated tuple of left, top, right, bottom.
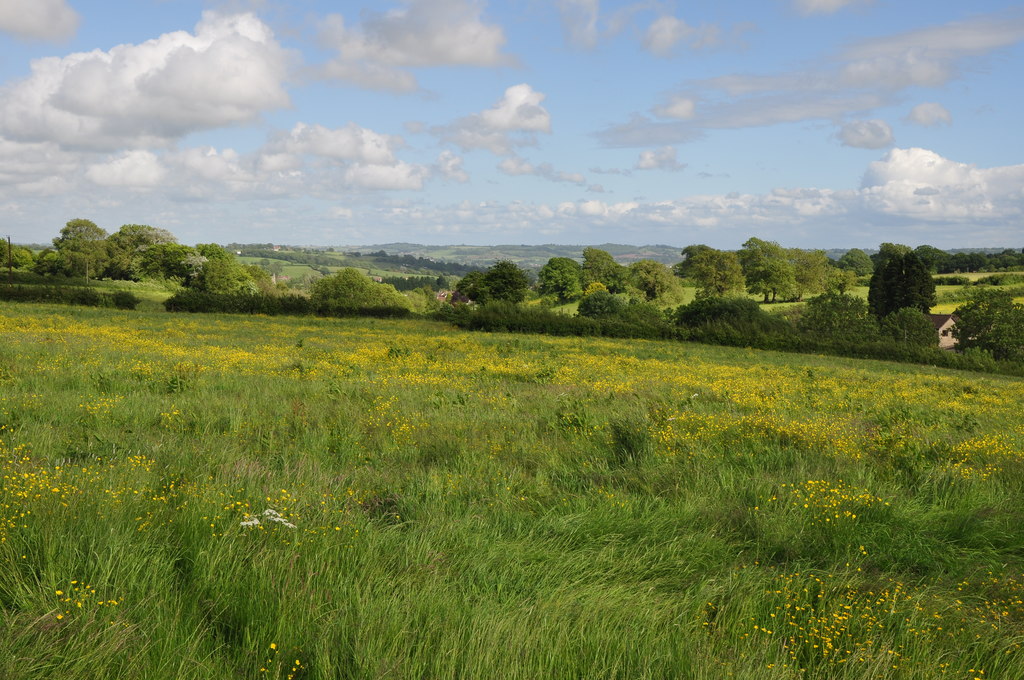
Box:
(1, 302, 1023, 679)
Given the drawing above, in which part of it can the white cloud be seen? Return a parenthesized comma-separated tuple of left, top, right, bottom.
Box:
(0, 0, 79, 41)
(437, 151, 469, 182)
(838, 119, 894, 149)
(498, 156, 585, 184)
(437, 83, 552, 154)
(644, 16, 689, 56)
(600, 12, 1024, 147)
(839, 15, 1024, 90)
(793, 0, 872, 15)
(654, 96, 697, 120)
(344, 162, 427, 190)
(643, 16, 721, 56)
(320, 0, 511, 92)
(480, 84, 552, 132)
(635, 146, 685, 171)
(556, 0, 600, 49)
(906, 102, 952, 126)
(86, 150, 167, 187)
(268, 122, 401, 164)
(860, 147, 1024, 221)
(0, 136, 79, 193)
(0, 12, 291, 150)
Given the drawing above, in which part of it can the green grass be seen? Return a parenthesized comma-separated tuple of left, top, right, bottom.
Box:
(1, 303, 1024, 679)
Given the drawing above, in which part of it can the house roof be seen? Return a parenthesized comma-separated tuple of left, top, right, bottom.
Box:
(929, 313, 957, 330)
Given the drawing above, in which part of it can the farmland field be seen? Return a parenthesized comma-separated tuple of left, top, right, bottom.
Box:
(2, 303, 1024, 679)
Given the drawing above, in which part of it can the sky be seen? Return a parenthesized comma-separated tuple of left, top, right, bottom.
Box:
(1, 0, 1023, 250)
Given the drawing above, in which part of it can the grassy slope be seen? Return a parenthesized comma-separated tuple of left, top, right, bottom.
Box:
(2, 305, 1024, 679)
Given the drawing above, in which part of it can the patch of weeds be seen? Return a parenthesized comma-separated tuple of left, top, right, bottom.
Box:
(608, 413, 654, 466)
(353, 492, 405, 525)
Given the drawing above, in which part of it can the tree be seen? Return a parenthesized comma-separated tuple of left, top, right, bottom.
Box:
(140, 243, 196, 281)
(688, 249, 745, 299)
(52, 218, 108, 281)
(790, 249, 829, 301)
(628, 259, 675, 301)
(582, 247, 628, 293)
(311, 269, 410, 315)
(825, 267, 859, 294)
(870, 242, 911, 270)
(867, 251, 935, 318)
(7, 245, 34, 270)
(673, 244, 714, 278)
(913, 245, 948, 273)
(454, 270, 488, 303)
(952, 289, 1024, 361)
(739, 237, 796, 303)
(537, 257, 583, 302)
(482, 260, 530, 303)
(186, 244, 252, 293)
(104, 224, 178, 280)
(880, 308, 937, 347)
(798, 293, 878, 340)
(836, 248, 874, 276)
(577, 290, 626, 318)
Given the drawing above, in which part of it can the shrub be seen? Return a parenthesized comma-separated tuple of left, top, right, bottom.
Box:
(110, 291, 141, 310)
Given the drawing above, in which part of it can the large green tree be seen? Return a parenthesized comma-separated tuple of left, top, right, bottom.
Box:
(311, 269, 410, 315)
(628, 259, 675, 301)
(481, 260, 531, 303)
(798, 292, 879, 340)
(105, 224, 177, 280)
(537, 257, 583, 302)
(52, 218, 108, 281)
(836, 248, 874, 276)
(688, 248, 745, 299)
(867, 251, 935, 318)
(455, 261, 531, 304)
(880, 308, 937, 347)
(739, 237, 796, 303)
(790, 249, 829, 301)
(672, 244, 714, 279)
(582, 247, 628, 293)
(952, 289, 1024, 361)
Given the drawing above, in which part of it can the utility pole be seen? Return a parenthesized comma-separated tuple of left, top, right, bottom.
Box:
(6, 236, 12, 286)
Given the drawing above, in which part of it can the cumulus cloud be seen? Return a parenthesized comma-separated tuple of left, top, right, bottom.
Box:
(635, 146, 685, 171)
(436, 83, 552, 154)
(860, 147, 1024, 221)
(498, 156, 585, 184)
(436, 151, 469, 182)
(792, 0, 872, 15)
(267, 122, 401, 164)
(319, 0, 511, 92)
(838, 119, 894, 149)
(0, 12, 291, 150)
(0, 0, 79, 41)
(86, 150, 167, 187)
(344, 162, 427, 190)
(906, 102, 952, 126)
(0, 136, 80, 193)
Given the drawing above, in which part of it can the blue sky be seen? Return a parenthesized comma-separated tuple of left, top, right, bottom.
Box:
(1, 0, 1022, 249)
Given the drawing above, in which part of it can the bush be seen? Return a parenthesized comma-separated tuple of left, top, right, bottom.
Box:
(933, 275, 971, 286)
(111, 291, 141, 310)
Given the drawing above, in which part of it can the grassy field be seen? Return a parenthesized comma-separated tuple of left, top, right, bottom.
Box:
(2, 303, 1024, 679)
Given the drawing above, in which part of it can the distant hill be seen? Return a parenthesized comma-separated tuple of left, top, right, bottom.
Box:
(335, 243, 684, 269)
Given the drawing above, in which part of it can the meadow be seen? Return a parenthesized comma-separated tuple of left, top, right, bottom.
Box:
(2, 302, 1023, 679)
